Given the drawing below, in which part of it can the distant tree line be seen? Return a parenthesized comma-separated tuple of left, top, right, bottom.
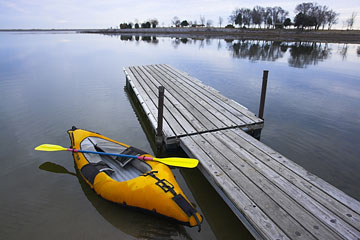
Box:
(229, 2, 339, 30)
(115, 2, 357, 31)
(171, 16, 209, 27)
(119, 19, 159, 29)
(229, 6, 289, 29)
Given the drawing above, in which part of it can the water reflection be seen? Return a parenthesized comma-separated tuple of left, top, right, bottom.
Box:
(338, 44, 349, 60)
(229, 40, 331, 68)
(39, 162, 191, 239)
(120, 35, 132, 41)
(107, 33, 159, 44)
(230, 40, 287, 62)
(111, 34, 335, 68)
(288, 42, 331, 68)
(39, 162, 76, 176)
(74, 167, 191, 240)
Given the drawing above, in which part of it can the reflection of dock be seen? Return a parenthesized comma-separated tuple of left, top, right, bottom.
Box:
(124, 64, 360, 240)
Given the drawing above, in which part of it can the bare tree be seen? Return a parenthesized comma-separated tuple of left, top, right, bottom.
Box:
(295, 3, 337, 30)
(218, 16, 223, 27)
(200, 15, 206, 25)
(313, 5, 328, 29)
(346, 12, 357, 30)
(326, 10, 339, 29)
(172, 16, 180, 27)
(150, 19, 159, 28)
(264, 7, 272, 28)
(252, 6, 264, 28)
(272, 6, 288, 25)
(295, 2, 314, 15)
(262, 6, 288, 28)
(206, 19, 213, 27)
(242, 8, 252, 27)
(229, 8, 241, 24)
(229, 8, 243, 27)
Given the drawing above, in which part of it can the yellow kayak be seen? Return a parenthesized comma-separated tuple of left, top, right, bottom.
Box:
(67, 127, 202, 229)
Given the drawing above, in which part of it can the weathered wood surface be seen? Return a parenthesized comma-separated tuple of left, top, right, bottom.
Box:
(124, 64, 263, 142)
(181, 129, 360, 240)
(123, 64, 360, 240)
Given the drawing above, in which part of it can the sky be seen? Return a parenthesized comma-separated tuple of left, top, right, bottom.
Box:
(0, 0, 359, 29)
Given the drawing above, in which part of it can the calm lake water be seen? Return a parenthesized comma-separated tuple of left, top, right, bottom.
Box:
(0, 31, 359, 239)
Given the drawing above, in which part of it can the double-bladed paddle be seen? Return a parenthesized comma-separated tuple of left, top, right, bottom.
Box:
(35, 144, 199, 168)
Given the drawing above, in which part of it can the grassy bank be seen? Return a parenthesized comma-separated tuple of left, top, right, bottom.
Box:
(82, 27, 360, 44)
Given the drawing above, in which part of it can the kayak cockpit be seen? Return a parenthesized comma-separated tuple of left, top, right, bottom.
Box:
(80, 137, 152, 182)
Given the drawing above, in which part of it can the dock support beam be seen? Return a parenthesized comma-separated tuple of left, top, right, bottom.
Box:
(155, 86, 165, 146)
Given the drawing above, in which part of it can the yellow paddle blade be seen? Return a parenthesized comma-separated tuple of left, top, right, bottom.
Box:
(34, 144, 68, 152)
(153, 157, 199, 168)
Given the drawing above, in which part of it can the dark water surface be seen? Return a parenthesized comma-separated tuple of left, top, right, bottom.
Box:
(0, 32, 359, 239)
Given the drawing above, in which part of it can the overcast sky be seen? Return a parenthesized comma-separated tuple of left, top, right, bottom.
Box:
(0, 0, 359, 29)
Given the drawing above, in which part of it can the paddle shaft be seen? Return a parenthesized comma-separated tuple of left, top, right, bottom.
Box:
(35, 144, 198, 168)
(67, 148, 153, 161)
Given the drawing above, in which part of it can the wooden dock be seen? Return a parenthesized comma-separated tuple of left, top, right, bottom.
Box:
(124, 64, 264, 147)
(124, 64, 360, 240)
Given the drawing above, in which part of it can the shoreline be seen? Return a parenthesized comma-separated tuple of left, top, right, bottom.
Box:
(1, 27, 360, 44)
(92, 28, 360, 44)
(84, 28, 360, 44)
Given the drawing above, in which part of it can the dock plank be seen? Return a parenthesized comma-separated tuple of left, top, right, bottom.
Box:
(125, 67, 178, 137)
(152, 64, 237, 127)
(231, 128, 360, 216)
(183, 133, 318, 240)
(181, 130, 360, 240)
(150, 64, 232, 128)
(225, 129, 360, 230)
(124, 67, 174, 137)
(181, 136, 290, 240)
(192, 132, 342, 240)
(159, 64, 255, 126)
(133, 66, 197, 135)
(142, 65, 217, 131)
(213, 130, 360, 239)
(162, 64, 262, 125)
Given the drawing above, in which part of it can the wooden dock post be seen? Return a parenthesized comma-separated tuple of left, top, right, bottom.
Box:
(155, 86, 165, 146)
(253, 70, 269, 140)
(258, 70, 269, 120)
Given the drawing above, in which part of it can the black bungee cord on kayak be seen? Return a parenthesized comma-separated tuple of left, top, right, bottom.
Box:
(143, 171, 202, 232)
